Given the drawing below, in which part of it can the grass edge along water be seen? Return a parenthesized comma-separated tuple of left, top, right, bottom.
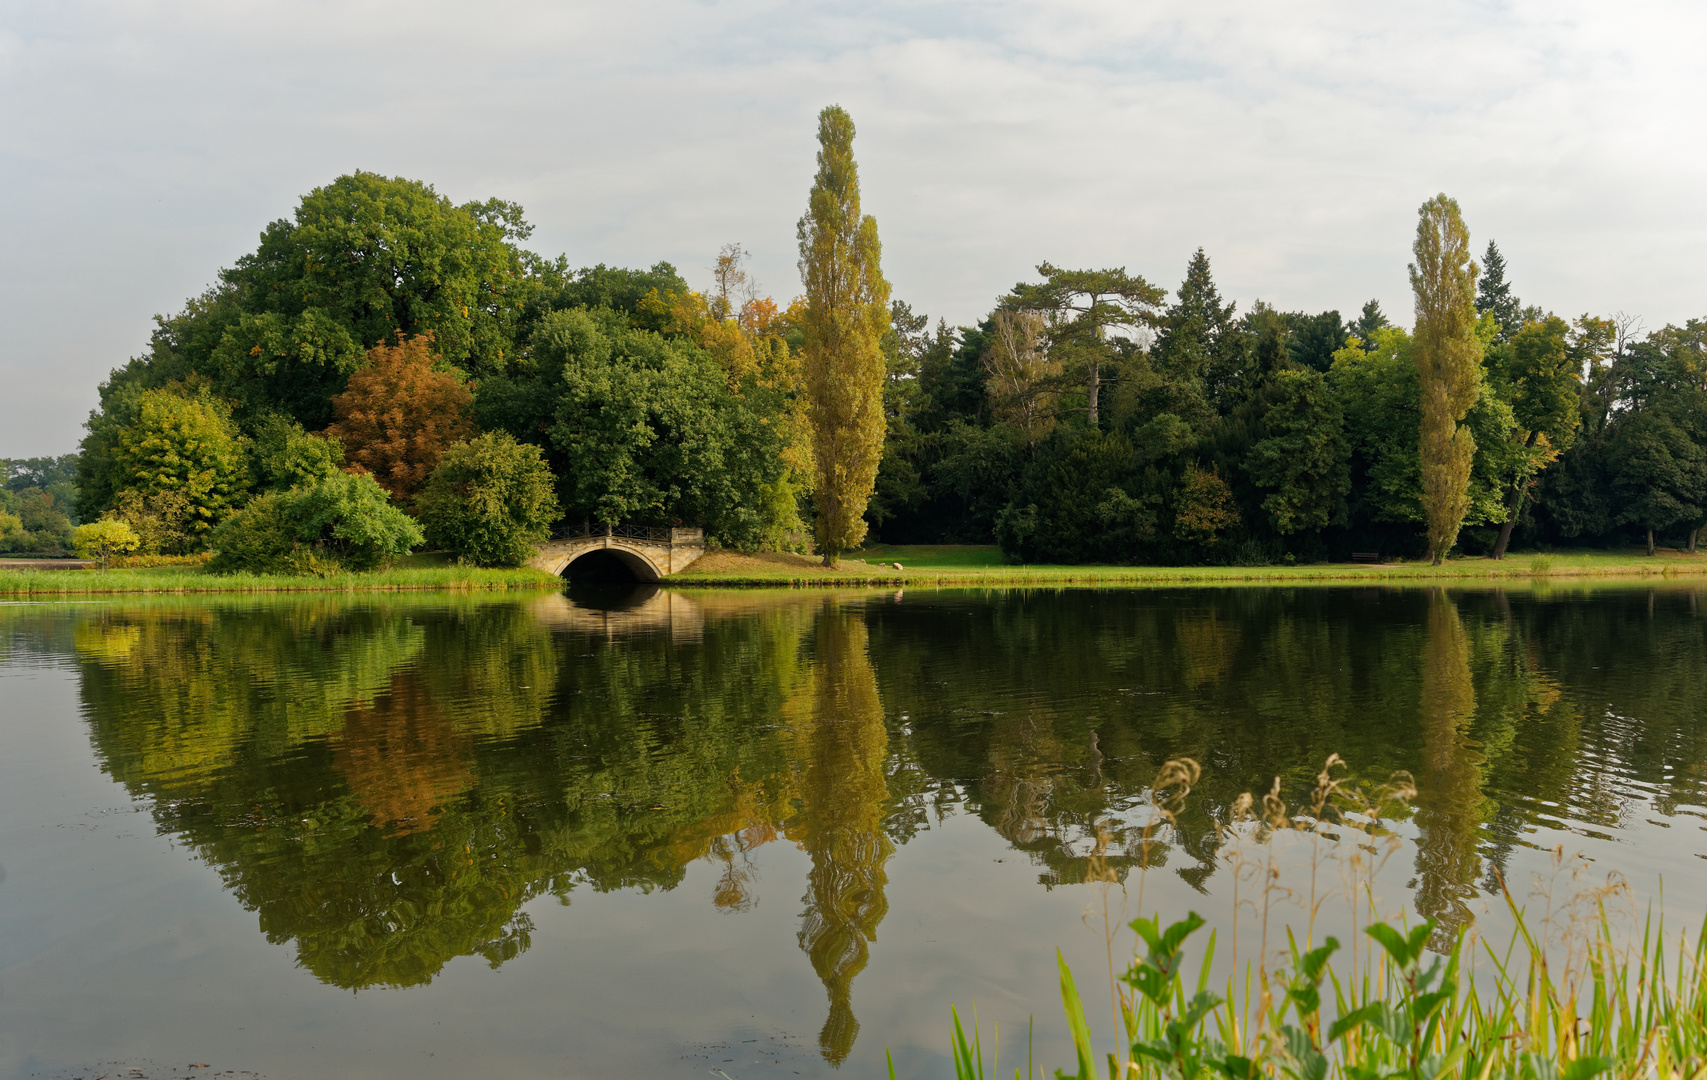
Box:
(0, 562, 563, 594)
(898, 756, 1706, 1080)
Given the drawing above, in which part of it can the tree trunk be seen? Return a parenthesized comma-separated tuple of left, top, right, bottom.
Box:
(1086, 357, 1099, 426)
(1491, 486, 1522, 560)
(1647, 528, 1656, 556)
(1690, 527, 1699, 554)
(1490, 431, 1539, 561)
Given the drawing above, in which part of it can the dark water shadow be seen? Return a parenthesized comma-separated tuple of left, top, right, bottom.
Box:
(564, 549, 660, 610)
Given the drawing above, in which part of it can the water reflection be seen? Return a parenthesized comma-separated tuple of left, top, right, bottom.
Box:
(15, 583, 1706, 1064)
(1413, 588, 1483, 940)
(787, 604, 893, 1064)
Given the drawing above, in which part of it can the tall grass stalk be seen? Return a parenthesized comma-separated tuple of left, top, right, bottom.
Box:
(924, 758, 1702, 1080)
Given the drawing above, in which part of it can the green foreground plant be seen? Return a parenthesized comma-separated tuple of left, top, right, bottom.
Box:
(913, 758, 1707, 1080)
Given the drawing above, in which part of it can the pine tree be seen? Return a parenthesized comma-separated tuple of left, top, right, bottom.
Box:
(798, 105, 892, 566)
(1152, 248, 1238, 383)
(1411, 195, 1484, 564)
(1350, 299, 1391, 350)
(1006, 264, 1162, 426)
(1475, 240, 1522, 343)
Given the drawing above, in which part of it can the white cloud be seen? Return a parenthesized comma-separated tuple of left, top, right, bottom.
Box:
(2, 0, 1704, 453)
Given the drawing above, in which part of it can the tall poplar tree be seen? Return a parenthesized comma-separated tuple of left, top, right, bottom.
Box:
(798, 105, 891, 565)
(1411, 195, 1484, 564)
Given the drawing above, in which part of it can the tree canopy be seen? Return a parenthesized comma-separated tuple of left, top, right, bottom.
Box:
(61, 158, 1707, 569)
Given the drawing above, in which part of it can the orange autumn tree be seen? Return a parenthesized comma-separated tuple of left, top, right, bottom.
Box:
(325, 334, 475, 501)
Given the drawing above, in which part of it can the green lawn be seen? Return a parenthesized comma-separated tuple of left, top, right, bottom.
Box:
(852, 543, 1010, 568)
(672, 545, 1707, 587)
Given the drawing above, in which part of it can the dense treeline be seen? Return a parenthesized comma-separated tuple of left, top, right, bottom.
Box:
(69, 172, 815, 566)
(873, 242, 1706, 563)
(0, 454, 79, 554)
(63, 167, 1706, 566)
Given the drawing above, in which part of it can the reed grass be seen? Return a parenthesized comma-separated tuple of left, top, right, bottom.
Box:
(909, 756, 1703, 1080)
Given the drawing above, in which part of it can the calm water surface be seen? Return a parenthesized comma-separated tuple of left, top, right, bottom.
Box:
(1, 585, 1704, 1079)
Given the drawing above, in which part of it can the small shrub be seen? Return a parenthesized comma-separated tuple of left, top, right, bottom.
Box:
(291, 471, 424, 570)
(206, 492, 294, 572)
(0, 509, 25, 551)
(73, 519, 141, 567)
(417, 432, 560, 567)
(109, 487, 194, 555)
(208, 472, 422, 574)
(1229, 539, 1272, 567)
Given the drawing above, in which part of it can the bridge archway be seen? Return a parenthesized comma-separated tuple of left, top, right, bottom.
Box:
(563, 547, 657, 583)
(537, 542, 665, 583)
(526, 526, 704, 581)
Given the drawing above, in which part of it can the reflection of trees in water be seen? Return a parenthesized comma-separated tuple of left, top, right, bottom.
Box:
(872, 587, 1707, 929)
(784, 602, 895, 1066)
(75, 601, 425, 791)
(67, 597, 825, 990)
(982, 713, 1065, 848)
(1412, 589, 1483, 941)
(40, 585, 1707, 1007)
(72, 601, 568, 988)
(332, 676, 472, 836)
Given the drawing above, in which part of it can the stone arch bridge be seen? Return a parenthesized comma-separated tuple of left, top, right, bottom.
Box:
(527, 524, 706, 582)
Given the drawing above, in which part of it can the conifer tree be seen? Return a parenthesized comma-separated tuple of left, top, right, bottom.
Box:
(798, 105, 891, 565)
(1350, 299, 1391, 349)
(1411, 195, 1484, 564)
(1476, 240, 1522, 343)
(1152, 248, 1238, 384)
(1008, 264, 1162, 426)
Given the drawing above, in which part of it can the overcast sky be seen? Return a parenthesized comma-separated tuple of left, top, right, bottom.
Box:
(3, 0, 1704, 456)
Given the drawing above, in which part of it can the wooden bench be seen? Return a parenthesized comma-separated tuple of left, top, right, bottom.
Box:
(1350, 552, 1383, 564)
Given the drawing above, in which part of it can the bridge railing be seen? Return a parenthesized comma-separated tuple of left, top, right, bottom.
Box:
(551, 523, 704, 545)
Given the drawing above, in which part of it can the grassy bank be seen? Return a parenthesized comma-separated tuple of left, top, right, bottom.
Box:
(9, 545, 1704, 595)
(673, 545, 1707, 588)
(0, 555, 561, 595)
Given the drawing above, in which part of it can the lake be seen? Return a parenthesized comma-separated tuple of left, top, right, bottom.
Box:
(1, 584, 1703, 1079)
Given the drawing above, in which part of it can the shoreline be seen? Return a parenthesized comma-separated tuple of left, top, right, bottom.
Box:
(665, 544, 1707, 588)
(0, 563, 564, 595)
(5, 547, 1703, 596)
(669, 563, 1707, 588)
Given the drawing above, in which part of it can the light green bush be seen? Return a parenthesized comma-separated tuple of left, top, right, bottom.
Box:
(73, 519, 142, 567)
(208, 472, 422, 574)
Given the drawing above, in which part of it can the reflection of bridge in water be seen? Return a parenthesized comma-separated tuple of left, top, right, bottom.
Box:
(527, 589, 704, 641)
(526, 524, 705, 581)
